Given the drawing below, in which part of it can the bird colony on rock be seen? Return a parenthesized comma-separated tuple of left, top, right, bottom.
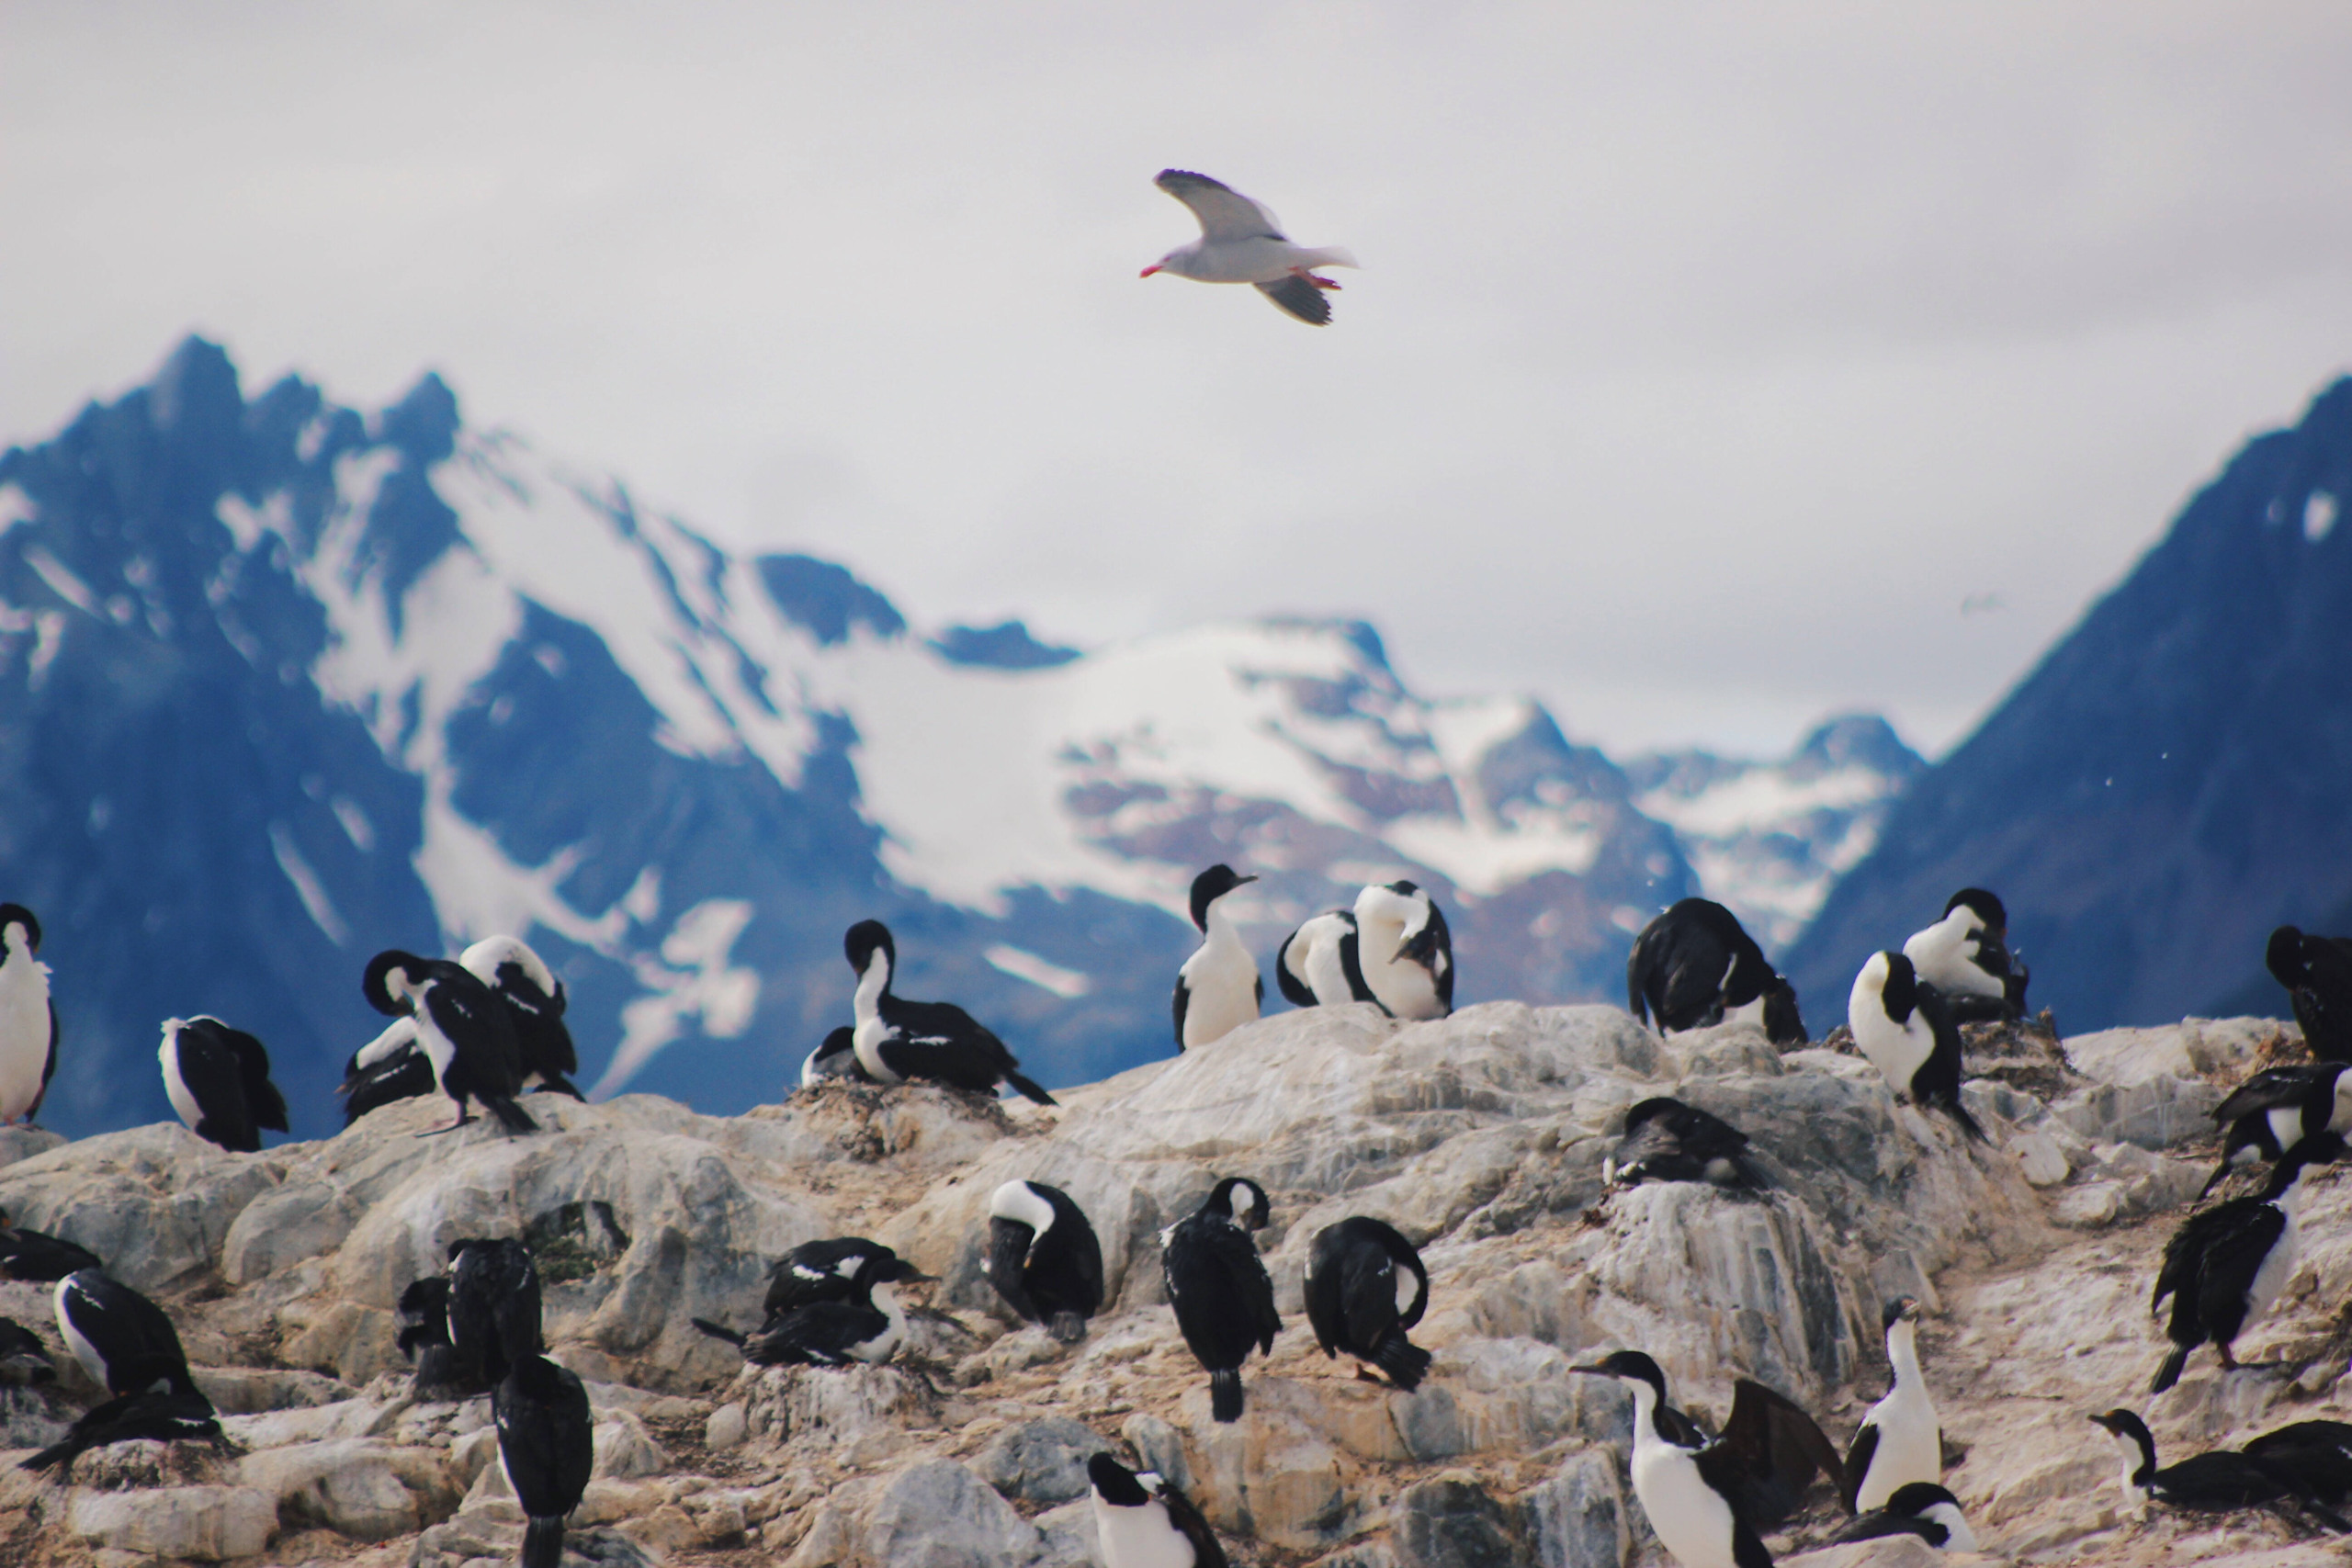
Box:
(0, 852, 2347, 1567)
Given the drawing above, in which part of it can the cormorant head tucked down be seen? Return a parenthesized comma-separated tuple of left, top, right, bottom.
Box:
(1761, 976, 1808, 1046)
(2269, 925, 2310, 986)
(800, 1027, 865, 1087)
(1188, 865, 1257, 931)
(1945, 887, 2007, 937)
(0, 905, 40, 954)
(843, 920, 896, 984)
(1862, 950, 1921, 1022)
(363, 950, 430, 1016)
(1202, 1177, 1271, 1231)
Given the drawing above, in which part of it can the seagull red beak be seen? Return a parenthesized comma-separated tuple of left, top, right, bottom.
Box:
(1139, 264, 1161, 278)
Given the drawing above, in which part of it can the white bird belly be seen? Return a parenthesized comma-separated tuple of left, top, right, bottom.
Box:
(1178, 236, 1321, 284)
(2245, 1211, 2301, 1324)
(0, 961, 51, 1120)
(1632, 1443, 1740, 1568)
(54, 1279, 108, 1385)
(160, 1037, 204, 1132)
(1180, 942, 1259, 1047)
(852, 1019, 905, 1084)
(1092, 1495, 1196, 1568)
(1854, 1393, 1941, 1509)
(1365, 954, 1443, 1021)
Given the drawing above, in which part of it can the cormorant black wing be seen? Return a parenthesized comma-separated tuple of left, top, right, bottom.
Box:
(493, 1355, 594, 1519)
(1719, 1378, 1853, 1519)
(218, 1024, 288, 1134)
(2212, 1066, 2332, 1126)
(1171, 978, 1190, 1051)
(1160, 1481, 1230, 1568)
(2194, 1204, 2289, 1326)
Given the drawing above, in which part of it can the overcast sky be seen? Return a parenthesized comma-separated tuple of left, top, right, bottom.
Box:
(6, 2, 2350, 757)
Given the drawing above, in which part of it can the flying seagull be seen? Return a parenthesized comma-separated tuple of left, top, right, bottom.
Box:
(1143, 170, 1358, 325)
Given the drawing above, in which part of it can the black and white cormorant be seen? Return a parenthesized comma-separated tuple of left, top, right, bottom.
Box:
(448, 1238, 545, 1389)
(158, 1016, 288, 1153)
(1162, 1177, 1279, 1422)
(1303, 1216, 1430, 1392)
(1825, 1482, 1979, 1551)
(987, 1179, 1105, 1343)
(460, 935, 586, 1100)
(361, 950, 537, 1134)
(1569, 1349, 1850, 1567)
(22, 1379, 220, 1476)
(0, 1212, 101, 1281)
(0, 1317, 54, 1385)
(1849, 952, 1985, 1142)
(0, 903, 59, 1125)
(2089, 1408, 2349, 1529)
(694, 1249, 926, 1367)
(1605, 1098, 1767, 1190)
(799, 1027, 868, 1088)
(1173, 865, 1261, 1051)
(763, 1236, 906, 1317)
(496, 1351, 594, 1568)
(1274, 910, 1377, 1010)
(1847, 1297, 1939, 1511)
(844, 921, 1057, 1105)
(1088, 1450, 1229, 1568)
(2268, 926, 2352, 1063)
(1351, 883, 1453, 1021)
(2151, 1134, 2340, 1393)
(1626, 899, 1807, 1045)
(53, 1268, 192, 1396)
(339, 1015, 431, 1125)
(395, 1274, 471, 1398)
(2203, 1062, 2352, 1197)
(1902, 888, 2029, 1022)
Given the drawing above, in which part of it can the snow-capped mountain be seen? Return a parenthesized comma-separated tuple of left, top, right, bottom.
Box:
(1626, 716, 1925, 951)
(0, 340, 1901, 1137)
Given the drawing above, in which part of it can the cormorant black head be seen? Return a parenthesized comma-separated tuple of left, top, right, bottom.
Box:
(1385, 879, 1422, 897)
(1882, 1295, 1922, 1333)
(2089, 1409, 2156, 1476)
(1204, 1176, 1271, 1230)
(1621, 1098, 1680, 1135)
(1866, 950, 1919, 1021)
(858, 1252, 933, 1287)
(1568, 1348, 1668, 1400)
(2268, 926, 2309, 987)
(1762, 976, 1808, 1046)
(1187, 864, 1257, 931)
(1944, 888, 2007, 932)
(811, 1027, 855, 1062)
(0, 904, 40, 953)
(843, 920, 895, 979)
(1883, 1482, 1962, 1517)
(363, 951, 428, 1017)
(1087, 1451, 1152, 1506)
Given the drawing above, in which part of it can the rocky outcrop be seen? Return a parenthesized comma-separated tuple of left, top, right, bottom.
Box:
(0, 1003, 2340, 1565)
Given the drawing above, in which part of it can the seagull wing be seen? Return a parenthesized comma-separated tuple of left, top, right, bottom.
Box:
(1156, 169, 1286, 242)
(1255, 275, 1332, 325)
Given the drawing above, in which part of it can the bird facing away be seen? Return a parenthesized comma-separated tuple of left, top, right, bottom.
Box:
(0, 1212, 102, 1282)
(694, 1250, 927, 1367)
(158, 1016, 288, 1153)
(987, 1179, 1106, 1344)
(1848, 952, 1986, 1142)
(1626, 899, 1808, 1045)
(1825, 1482, 1980, 1551)
(361, 951, 537, 1134)
(1570, 1349, 1851, 1568)
(1143, 170, 1359, 325)
(1161, 1177, 1279, 1422)
(394, 1274, 472, 1399)
(2203, 1062, 2352, 1197)
(844, 921, 1056, 1104)
(496, 1351, 594, 1568)
(2151, 1134, 2341, 1393)
(2089, 1408, 2350, 1529)
(54, 1268, 194, 1397)
(1847, 1298, 1940, 1512)
(447, 1238, 545, 1390)
(799, 1026, 867, 1089)
(2268, 926, 2352, 1062)
(1302, 1216, 1431, 1392)
(0, 903, 59, 1124)
(1173, 865, 1261, 1051)
(1275, 910, 1378, 1009)
(458, 935, 585, 1100)
(762, 1237, 910, 1319)
(1088, 1450, 1229, 1568)
(1351, 882, 1454, 1021)
(1605, 1098, 1767, 1190)
(1901, 888, 2029, 1022)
